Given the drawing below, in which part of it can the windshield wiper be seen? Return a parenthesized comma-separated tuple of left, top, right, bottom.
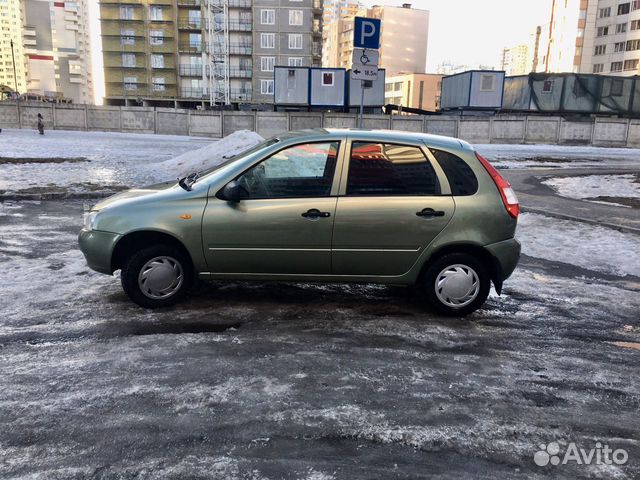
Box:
(178, 172, 199, 191)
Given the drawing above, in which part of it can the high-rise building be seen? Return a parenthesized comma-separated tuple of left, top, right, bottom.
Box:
(533, 0, 582, 73)
(22, 0, 93, 103)
(321, 0, 360, 68)
(384, 72, 442, 111)
(99, 0, 322, 106)
(501, 44, 532, 76)
(0, 0, 27, 93)
(324, 3, 429, 76)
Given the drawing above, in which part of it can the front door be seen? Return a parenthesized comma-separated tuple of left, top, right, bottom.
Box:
(332, 140, 455, 276)
(202, 141, 341, 275)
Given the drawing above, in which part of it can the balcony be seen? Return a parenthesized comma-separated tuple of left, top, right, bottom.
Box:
(313, 0, 322, 13)
(179, 65, 207, 76)
(208, 0, 251, 8)
(230, 88, 252, 101)
(149, 42, 175, 53)
(226, 20, 252, 31)
(178, 42, 202, 53)
(180, 87, 209, 98)
(228, 44, 252, 55)
(177, 0, 201, 6)
(178, 18, 202, 29)
(229, 68, 252, 78)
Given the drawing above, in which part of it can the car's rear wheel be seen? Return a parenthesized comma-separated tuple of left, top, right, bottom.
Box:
(421, 253, 490, 316)
(120, 245, 193, 308)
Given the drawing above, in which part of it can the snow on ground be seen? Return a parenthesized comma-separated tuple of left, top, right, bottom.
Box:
(158, 130, 264, 178)
(541, 174, 640, 206)
(476, 143, 640, 169)
(517, 212, 640, 278)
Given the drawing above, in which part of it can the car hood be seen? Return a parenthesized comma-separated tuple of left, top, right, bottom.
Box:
(92, 181, 178, 211)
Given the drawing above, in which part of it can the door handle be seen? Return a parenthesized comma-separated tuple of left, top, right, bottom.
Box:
(302, 208, 331, 219)
(416, 208, 445, 218)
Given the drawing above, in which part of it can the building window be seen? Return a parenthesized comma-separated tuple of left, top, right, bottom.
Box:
(260, 9, 275, 25)
(597, 26, 609, 36)
(288, 34, 303, 49)
(260, 79, 274, 95)
(150, 30, 164, 45)
(260, 33, 275, 48)
(632, 19, 640, 29)
(480, 74, 495, 91)
(394, 82, 402, 91)
(123, 76, 137, 90)
(152, 77, 166, 91)
(151, 54, 164, 68)
(634, 0, 640, 10)
(627, 39, 640, 50)
(593, 63, 604, 73)
(122, 53, 136, 67)
(623, 59, 638, 70)
(120, 28, 135, 45)
(615, 41, 626, 52)
(594, 44, 606, 55)
(618, 2, 631, 15)
(149, 6, 163, 21)
(611, 61, 624, 72)
(542, 79, 554, 93)
(119, 5, 133, 20)
(288, 57, 303, 66)
(322, 71, 334, 86)
(261, 56, 275, 72)
(599, 6, 611, 17)
(289, 10, 303, 26)
(616, 22, 627, 33)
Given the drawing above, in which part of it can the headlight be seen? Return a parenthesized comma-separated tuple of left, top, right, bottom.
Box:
(83, 211, 99, 231)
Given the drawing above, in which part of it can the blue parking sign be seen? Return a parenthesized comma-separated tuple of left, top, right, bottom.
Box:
(354, 17, 381, 49)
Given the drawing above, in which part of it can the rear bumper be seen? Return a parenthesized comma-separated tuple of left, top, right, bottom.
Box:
(485, 237, 521, 286)
(78, 229, 121, 275)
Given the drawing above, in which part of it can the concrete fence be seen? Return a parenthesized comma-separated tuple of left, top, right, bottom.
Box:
(2, 101, 640, 147)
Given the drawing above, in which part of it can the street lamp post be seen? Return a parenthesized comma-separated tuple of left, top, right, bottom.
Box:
(10, 39, 18, 94)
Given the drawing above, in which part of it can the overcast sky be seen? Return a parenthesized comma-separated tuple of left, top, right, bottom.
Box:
(362, 0, 552, 71)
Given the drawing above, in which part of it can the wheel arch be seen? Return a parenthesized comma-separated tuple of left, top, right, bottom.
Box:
(111, 229, 194, 274)
(420, 243, 504, 294)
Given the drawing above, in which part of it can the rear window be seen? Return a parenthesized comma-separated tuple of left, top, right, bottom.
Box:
(430, 149, 478, 196)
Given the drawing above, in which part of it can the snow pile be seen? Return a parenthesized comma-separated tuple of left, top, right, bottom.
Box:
(157, 130, 264, 178)
(542, 174, 640, 201)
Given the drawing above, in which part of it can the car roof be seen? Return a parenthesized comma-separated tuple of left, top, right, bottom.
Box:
(275, 128, 472, 151)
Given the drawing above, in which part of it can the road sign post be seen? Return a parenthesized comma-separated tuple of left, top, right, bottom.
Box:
(353, 17, 381, 128)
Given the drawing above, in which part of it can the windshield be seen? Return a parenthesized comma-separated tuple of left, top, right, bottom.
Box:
(194, 137, 280, 178)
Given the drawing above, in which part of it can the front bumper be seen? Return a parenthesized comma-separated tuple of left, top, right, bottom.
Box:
(486, 237, 521, 283)
(78, 229, 121, 275)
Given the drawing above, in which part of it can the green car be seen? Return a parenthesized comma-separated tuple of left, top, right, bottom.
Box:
(79, 129, 520, 316)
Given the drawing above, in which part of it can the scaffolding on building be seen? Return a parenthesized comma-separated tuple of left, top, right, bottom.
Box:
(205, 0, 230, 106)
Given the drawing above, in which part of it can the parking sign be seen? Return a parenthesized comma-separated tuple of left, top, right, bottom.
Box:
(354, 17, 381, 49)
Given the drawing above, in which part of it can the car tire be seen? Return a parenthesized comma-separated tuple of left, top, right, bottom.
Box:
(421, 253, 491, 317)
(120, 244, 193, 309)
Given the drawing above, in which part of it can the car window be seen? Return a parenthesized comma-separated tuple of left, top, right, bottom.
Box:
(237, 141, 339, 199)
(430, 149, 479, 196)
(346, 142, 441, 196)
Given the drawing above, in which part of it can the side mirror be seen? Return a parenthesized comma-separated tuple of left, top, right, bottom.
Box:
(219, 180, 249, 203)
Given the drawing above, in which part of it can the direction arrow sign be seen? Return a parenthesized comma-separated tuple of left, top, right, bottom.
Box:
(352, 48, 379, 68)
(351, 65, 378, 81)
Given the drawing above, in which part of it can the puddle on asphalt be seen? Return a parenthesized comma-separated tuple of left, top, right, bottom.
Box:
(131, 321, 241, 335)
(0, 157, 88, 164)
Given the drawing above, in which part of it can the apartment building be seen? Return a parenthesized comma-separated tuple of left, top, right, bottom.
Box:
(327, 3, 429, 75)
(533, 0, 582, 73)
(0, 0, 27, 93)
(20, 0, 93, 103)
(579, 0, 640, 75)
(100, 0, 321, 106)
(501, 44, 532, 76)
(384, 72, 442, 111)
(321, 0, 360, 68)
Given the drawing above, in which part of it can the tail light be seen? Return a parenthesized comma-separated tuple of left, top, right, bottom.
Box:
(475, 152, 520, 219)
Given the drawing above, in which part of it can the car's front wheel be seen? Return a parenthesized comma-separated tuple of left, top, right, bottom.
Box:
(421, 253, 491, 317)
(120, 245, 193, 308)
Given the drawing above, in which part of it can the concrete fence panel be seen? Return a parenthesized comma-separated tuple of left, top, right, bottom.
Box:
(289, 113, 323, 130)
(120, 107, 155, 133)
(87, 106, 121, 131)
(593, 119, 628, 146)
(156, 108, 189, 136)
(626, 119, 640, 147)
(256, 112, 289, 138)
(0, 102, 19, 127)
(223, 112, 256, 136)
(424, 118, 458, 137)
(323, 114, 357, 128)
(491, 118, 525, 143)
(525, 118, 560, 143)
(20, 104, 54, 130)
(458, 119, 491, 144)
(362, 115, 390, 130)
(54, 105, 87, 130)
(559, 119, 593, 144)
(189, 111, 222, 137)
(391, 116, 423, 132)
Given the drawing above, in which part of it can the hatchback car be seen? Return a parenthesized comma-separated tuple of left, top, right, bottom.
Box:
(79, 129, 520, 316)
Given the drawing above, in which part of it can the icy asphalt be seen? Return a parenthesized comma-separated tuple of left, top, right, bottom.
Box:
(1, 131, 640, 479)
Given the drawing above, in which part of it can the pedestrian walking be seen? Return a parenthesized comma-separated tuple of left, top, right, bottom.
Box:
(37, 113, 44, 135)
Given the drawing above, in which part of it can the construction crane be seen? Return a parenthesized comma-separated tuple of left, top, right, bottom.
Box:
(205, 0, 230, 106)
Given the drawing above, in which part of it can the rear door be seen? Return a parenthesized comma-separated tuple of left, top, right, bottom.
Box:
(331, 138, 454, 276)
(202, 140, 343, 275)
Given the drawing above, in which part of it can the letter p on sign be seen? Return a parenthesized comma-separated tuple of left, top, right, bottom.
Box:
(354, 17, 381, 49)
